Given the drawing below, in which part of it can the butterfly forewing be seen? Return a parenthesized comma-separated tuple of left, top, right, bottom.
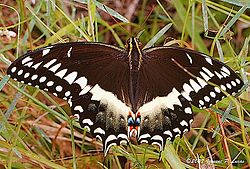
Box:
(142, 46, 243, 108)
(8, 42, 130, 100)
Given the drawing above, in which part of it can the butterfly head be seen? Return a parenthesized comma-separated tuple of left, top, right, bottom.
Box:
(127, 111, 141, 139)
(126, 37, 142, 49)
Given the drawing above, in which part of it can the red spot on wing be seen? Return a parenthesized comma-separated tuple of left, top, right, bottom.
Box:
(136, 112, 141, 117)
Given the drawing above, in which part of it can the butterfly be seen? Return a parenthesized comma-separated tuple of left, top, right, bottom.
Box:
(7, 37, 243, 156)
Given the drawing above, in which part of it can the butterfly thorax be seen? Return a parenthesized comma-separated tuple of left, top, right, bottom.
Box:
(127, 37, 143, 112)
(127, 37, 143, 71)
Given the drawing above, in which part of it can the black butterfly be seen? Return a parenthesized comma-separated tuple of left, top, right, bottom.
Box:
(7, 37, 243, 156)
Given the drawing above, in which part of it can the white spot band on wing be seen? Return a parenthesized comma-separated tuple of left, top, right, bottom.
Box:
(74, 77, 87, 89)
(24, 61, 33, 67)
(55, 69, 67, 78)
(186, 53, 193, 64)
(215, 71, 223, 79)
(196, 77, 207, 87)
(138, 133, 151, 141)
(42, 48, 50, 56)
(32, 61, 43, 70)
(200, 71, 210, 81)
(117, 134, 128, 141)
(49, 63, 61, 72)
(202, 67, 214, 77)
(64, 71, 78, 84)
(104, 135, 117, 156)
(74, 105, 84, 113)
(82, 119, 93, 126)
(184, 107, 192, 114)
(189, 79, 201, 93)
(173, 128, 181, 134)
(163, 130, 173, 137)
(181, 83, 193, 101)
(21, 56, 32, 65)
(94, 127, 105, 135)
(205, 56, 213, 65)
(43, 59, 57, 68)
(151, 135, 164, 150)
(180, 120, 188, 126)
(221, 66, 230, 75)
(67, 47, 72, 57)
(138, 88, 182, 113)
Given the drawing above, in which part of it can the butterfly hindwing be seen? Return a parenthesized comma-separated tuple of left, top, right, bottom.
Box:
(137, 93, 193, 150)
(71, 85, 130, 156)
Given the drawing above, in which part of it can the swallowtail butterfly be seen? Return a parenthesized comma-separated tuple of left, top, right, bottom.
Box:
(7, 37, 243, 156)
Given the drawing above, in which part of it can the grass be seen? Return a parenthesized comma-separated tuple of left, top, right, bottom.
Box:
(0, 0, 250, 168)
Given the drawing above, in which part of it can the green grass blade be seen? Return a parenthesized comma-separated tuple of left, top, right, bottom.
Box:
(239, 35, 250, 84)
(74, 0, 129, 23)
(202, 0, 208, 35)
(0, 89, 23, 132)
(0, 75, 10, 91)
(221, 0, 250, 7)
(172, 0, 209, 54)
(144, 23, 172, 49)
(87, 0, 97, 41)
(0, 54, 11, 65)
(210, 107, 250, 128)
(156, 0, 176, 27)
(212, 102, 233, 138)
(219, 5, 249, 37)
(162, 144, 186, 169)
(215, 40, 224, 62)
(51, 1, 90, 41)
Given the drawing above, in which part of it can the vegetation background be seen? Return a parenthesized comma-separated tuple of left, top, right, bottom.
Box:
(0, 0, 250, 168)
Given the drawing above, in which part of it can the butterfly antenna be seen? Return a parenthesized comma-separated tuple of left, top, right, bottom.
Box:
(136, 30, 145, 39)
(136, 4, 156, 38)
(141, 4, 156, 27)
(102, 5, 132, 37)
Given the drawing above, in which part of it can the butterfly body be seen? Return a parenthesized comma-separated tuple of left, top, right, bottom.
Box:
(7, 37, 243, 156)
(127, 38, 143, 112)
